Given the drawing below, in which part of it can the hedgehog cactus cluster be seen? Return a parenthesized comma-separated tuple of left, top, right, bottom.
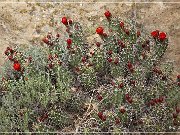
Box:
(0, 11, 179, 132)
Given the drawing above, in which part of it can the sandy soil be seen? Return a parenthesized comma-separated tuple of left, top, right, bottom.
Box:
(0, 0, 179, 78)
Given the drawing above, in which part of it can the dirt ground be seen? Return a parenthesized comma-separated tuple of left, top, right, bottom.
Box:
(0, 0, 180, 78)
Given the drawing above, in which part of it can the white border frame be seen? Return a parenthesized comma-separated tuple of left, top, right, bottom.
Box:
(0, 0, 179, 134)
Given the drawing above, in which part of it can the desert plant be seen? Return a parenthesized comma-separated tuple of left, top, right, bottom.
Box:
(0, 10, 179, 133)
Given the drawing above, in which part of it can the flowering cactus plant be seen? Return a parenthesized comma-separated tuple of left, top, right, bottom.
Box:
(0, 11, 179, 133)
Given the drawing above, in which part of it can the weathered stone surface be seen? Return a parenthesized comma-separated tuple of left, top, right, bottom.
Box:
(0, 1, 179, 78)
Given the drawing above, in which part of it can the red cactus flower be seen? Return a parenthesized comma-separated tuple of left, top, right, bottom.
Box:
(151, 30, 159, 38)
(114, 58, 119, 65)
(97, 94, 103, 101)
(150, 100, 155, 106)
(61, 17, 68, 25)
(13, 62, 21, 71)
(42, 37, 49, 44)
(119, 21, 124, 28)
(158, 96, 164, 103)
(118, 83, 124, 89)
(159, 32, 166, 41)
(125, 93, 130, 99)
(115, 118, 120, 125)
(125, 29, 130, 35)
(107, 58, 113, 63)
(127, 61, 133, 69)
(66, 39, 72, 45)
(9, 48, 14, 54)
(154, 98, 159, 104)
(101, 115, 106, 121)
(96, 27, 104, 35)
(104, 10, 112, 19)
(8, 56, 13, 61)
(177, 75, 180, 80)
(68, 19, 73, 25)
(14, 60, 18, 63)
(67, 45, 71, 50)
(4, 50, 9, 56)
(38, 117, 44, 122)
(96, 42, 101, 47)
(120, 106, 126, 114)
(98, 112, 103, 119)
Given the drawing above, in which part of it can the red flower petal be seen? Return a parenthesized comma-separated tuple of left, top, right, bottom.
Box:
(127, 61, 133, 69)
(42, 37, 49, 44)
(96, 27, 104, 35)
(81, 56, 87, 63)
(98, 112, 103, 118)
(68, 19, 73, 25)
(107, 58, 113, 63)
(115, 118, 120, 125)
(97, 94, 103, 101)
(66, 39, 72, 45)
(61, 17, 68, 25)
(13, 63, 21, 71)
(120, 21, 124, 28)
(118, 83, 124, 88)
(177, 75, 180, 80)
(119, 106, 126, 114)
(96, 42, 101, 47)
(114, 58, 119, 65)
(159, 32, 166, 41)
(104, 10, 112, 19)
(151, 30, 159, 38)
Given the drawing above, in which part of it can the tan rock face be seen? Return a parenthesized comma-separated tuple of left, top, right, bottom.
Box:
(0, 1, 179, 77)
(136, 3, 180, 77)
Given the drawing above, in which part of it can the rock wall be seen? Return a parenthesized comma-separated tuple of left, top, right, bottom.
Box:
(0, 0, 179, 78)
